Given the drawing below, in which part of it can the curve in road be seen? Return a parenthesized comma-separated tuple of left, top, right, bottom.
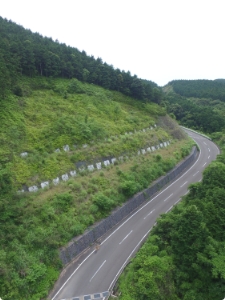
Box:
(51, 129, 219, 300)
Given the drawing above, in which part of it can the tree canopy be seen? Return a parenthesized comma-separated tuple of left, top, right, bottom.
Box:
(0, 16, 162, 103)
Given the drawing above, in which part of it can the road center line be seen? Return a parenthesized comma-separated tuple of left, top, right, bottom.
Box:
(180, 181, 187, 188)
(144, 209, 155, 219)
(119, 230, 133, 245)
(193, 171, 199, 176)
(208, 148, 210, 152)
(164, 193, 173, 202)
(203, 162, 206, 167)
(208, 155, 210, 159)
(90, 260, 106, 282)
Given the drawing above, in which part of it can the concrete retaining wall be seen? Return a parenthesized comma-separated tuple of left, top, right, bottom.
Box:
(59, 146, 198, 265)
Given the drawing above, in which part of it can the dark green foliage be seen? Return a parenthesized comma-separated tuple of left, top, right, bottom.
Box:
(170, 79, 225, 102)
(0, 16, 162, 103)
(165, 92, 225, 133)
(92, 192, 114, 213)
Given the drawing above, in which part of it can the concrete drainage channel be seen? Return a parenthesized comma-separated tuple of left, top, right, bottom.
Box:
(60, 291, 110, 300)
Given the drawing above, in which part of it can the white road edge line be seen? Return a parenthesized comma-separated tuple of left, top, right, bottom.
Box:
(164, 193, 173, 202)
(166, 206, 173, 213)
(51, 250, 96, 300)
(108, 227, 152, 291)
(174, 198, 181, 205)
(144, 209, 155, 219)
(90, 260, 106, 282)
(119, 230, 133, 245)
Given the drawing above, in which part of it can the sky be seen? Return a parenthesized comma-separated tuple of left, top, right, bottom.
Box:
(1, 0, 225, 86)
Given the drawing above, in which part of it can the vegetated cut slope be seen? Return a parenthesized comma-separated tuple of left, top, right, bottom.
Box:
(2, 76, 167, 189)
(0, 75, 193, 300)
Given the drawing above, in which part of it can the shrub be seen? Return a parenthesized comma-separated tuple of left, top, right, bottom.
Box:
(92, 192, 114, 212)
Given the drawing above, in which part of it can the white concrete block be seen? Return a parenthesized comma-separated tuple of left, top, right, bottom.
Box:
(53, 177, 60, 185)
(96, 162, 102, 170)
(104, 160, 110, 167)
(88, 165, 94, 171)
(28, 186, 38, 192)
(41, 181, 49, 189)
(147, 147, 151, 152)
(62, 174, 69, 181)
(54, 148, 60, 153)
(70, 170, 77, 177)
(141, 149, 146, 154)
(63, 145, 70, 152)
(82, 144, 88, 148)
(111, 158, 117, 164)
(20, 152, 28, 157)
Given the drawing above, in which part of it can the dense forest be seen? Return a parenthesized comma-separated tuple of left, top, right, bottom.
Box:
(163, 80, 225, 133)
(164, 93, 225, 133)
(169, 79, 225, 101)
(0, 16, 163, 103)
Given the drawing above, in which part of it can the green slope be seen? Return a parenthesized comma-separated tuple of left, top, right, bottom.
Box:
(0, 75, 194, 300)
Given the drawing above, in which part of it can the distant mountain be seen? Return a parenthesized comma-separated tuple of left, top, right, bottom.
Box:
(168, 79, 225, 102)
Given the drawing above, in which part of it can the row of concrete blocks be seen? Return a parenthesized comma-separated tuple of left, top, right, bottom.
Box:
(19, 140, 170, 193)
(20, 125, 157, 158)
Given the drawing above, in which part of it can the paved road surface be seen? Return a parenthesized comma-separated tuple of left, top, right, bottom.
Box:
(52, 129, 219, 300)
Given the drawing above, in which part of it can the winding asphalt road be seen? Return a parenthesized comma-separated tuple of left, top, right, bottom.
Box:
(51, 129, 219, 300)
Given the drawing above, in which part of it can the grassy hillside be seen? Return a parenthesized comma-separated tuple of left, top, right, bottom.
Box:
(0, 76, 194, 300)
(1, 76, 168, 189)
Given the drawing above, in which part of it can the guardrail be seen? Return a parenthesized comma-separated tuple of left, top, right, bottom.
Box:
(180, 126, 212, 140)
